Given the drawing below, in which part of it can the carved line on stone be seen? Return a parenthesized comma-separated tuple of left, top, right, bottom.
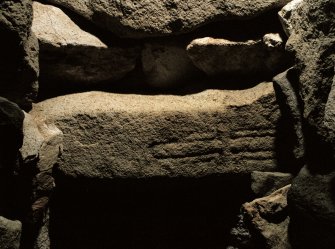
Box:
(230, 128, 276, 138)
(151, 139, 223, 159)
(230, 151, 275, 160)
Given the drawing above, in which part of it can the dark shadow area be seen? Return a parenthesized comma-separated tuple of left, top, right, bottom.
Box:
(303, 122, 335, 175)
(288, 202, 335, 249)
(49, 172, 253, 249)
(37, 69, 276, 102)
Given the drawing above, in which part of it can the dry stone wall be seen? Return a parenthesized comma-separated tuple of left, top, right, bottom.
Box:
(0, 0, 334, 248)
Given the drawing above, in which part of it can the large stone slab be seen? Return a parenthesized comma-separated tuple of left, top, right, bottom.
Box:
(187, 33, 290, 78)
(0, 0, 39, 110)
(32, 2, 139, 84)
(30, 82, 283, 179)
(45, 0, 290, 38)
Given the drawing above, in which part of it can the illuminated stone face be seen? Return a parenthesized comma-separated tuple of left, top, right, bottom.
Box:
(30, 82, 284, 179)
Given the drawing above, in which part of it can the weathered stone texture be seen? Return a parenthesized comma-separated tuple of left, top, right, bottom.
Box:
(32, 2, 139, 85)
(0, 0, 39, 110)
(20, 111, 63, 171)
(187, 33, 290, 78)
(273, 68, 304, 170)
(0, 216, 22, 249)
(30, 82, 282, 179)
(288, 167, 335, 248)
(243, 185, 291, 249)
(45, 0, 290, 38)
(286, 0, 335, 162)
(285, 0, 335, 248)
(278, 0, 304, 37)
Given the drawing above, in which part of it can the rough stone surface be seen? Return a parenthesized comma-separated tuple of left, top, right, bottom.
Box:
(251, 171, 293, 197)
(33, 172, 55, 198)
(32, 2, 139, 84)
(142, 40, 201, 87)
(273, 68, 304, 171)
(229, 214, 256, 249)
(35, 121, 63, 173)
(243, 185, 291, 249)
(288, 166, 335, 248)
(20, 112, 45, 164)
(45, 0, 290, 38)
(19, 111, 63, 171)
(278, 0, 303, 37)
(187, 33, 290, 78)
(0, 0, 39, 110)
(0, 216, 22, 249)
(286, 1, 335, 247)
(34, 209, 50, 249)
(286, 0, 335, 166)
(30, 82, 283, 179)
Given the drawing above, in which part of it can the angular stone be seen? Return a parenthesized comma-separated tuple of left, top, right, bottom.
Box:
(278, 0, 304, 37)
(20, 112, 45, 164)
(242, 185, 291, 249)
(45, 0, 290, 38)
(286, 0, 335, 165)
(142, 40, 201, 87)
(19, 112, 63, 171)
(273, 68, 304, 170)
(32, 2, 139, 84)
(187, 33, 290, 78)
(30, 82, 283, 179)
(34, 172, 55, 197)
(0, 216, 22, 249)
(288, 166, 335, 249)
(251, 171, 293, 197)
(36, 121, 63, 172)
(0, 0, 39, 110)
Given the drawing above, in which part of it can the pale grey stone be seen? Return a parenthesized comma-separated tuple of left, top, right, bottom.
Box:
(278, 0, 303, 36)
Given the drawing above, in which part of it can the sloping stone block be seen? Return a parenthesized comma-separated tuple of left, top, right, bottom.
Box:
(32, 2, 139, 84)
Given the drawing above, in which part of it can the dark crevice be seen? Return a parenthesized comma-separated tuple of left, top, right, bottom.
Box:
(48, 172, 253, 249)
